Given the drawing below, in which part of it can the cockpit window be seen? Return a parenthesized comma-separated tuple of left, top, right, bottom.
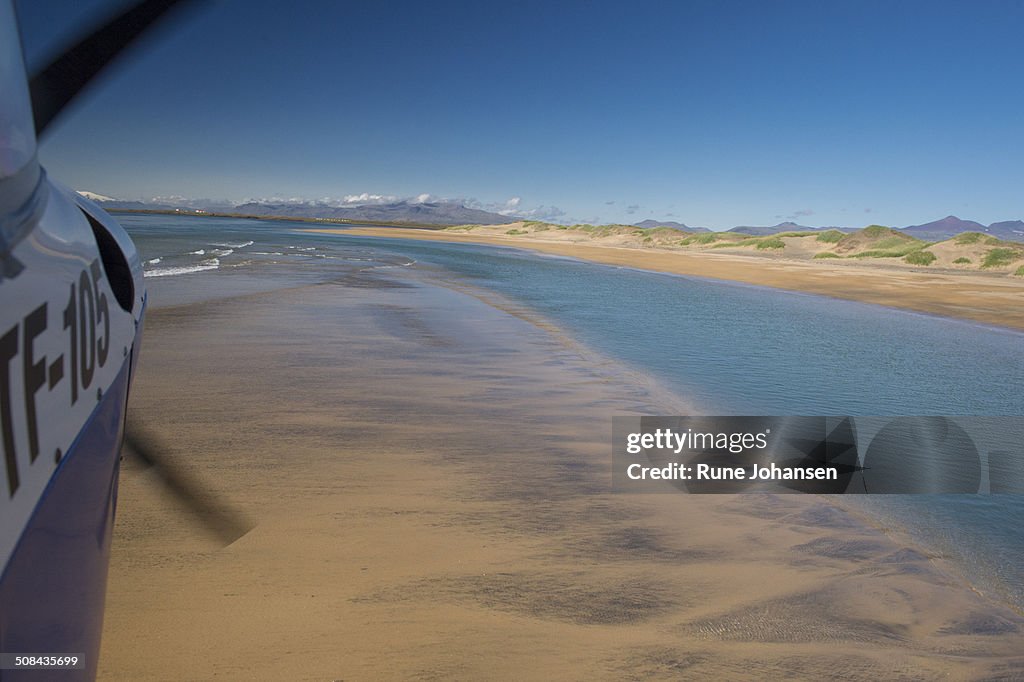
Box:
(0, 1, 36, 180)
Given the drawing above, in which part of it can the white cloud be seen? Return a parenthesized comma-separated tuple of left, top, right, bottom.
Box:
(495, 197, 524, 216)
(513, 204, 567, 221)
(241, 196, 314, 205)
(241, 192, 419, 207)
(147, 190, 571, 222)
(149, 194, 192, 205)
(341, 193, 398, 205)
(464, 196, 568, 222)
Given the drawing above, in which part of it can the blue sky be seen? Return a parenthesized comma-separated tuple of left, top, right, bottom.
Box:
(15, 0, 1024, 229)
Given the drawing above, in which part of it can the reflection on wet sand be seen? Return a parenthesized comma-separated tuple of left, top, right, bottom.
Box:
(100, 267, 1024, 680)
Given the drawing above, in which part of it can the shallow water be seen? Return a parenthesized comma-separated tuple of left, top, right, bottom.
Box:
(120, 213, 1024, 611)
(121, 213, 416, 307)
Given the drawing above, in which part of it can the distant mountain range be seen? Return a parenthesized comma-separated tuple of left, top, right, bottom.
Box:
(636, 215, 1024, 243)
(725, 221, 844, 236)
(900, 216, 1024, 242)
(229, 201, 518, 226)
(78, 193, 1024, 241)
(80, 193, 518, 226)
(633, 219, 711, 233)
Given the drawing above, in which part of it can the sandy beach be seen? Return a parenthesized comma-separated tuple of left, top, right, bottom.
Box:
(97, 261, 1024, 681)
(305, 227, 1024, 332)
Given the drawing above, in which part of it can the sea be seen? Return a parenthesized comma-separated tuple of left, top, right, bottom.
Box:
(121, 212, 1024, 613)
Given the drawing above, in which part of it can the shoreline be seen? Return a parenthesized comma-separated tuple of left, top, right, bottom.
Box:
(305, 226, 1024, 332)
(99, 263, 1024, 680)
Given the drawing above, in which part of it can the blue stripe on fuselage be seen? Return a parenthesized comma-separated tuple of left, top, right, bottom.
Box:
(0, 357, 131, 681)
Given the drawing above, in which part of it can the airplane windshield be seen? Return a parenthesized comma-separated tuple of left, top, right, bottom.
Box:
(0, 0, 36, 180)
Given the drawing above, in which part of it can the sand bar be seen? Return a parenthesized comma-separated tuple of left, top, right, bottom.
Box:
(99, 265, 1024, 680)
(306, 227, 1024, 332)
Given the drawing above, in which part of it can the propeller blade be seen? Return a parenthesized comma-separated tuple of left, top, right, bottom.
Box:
(124, 422, 252, 546)
(29, 0, 197, 136)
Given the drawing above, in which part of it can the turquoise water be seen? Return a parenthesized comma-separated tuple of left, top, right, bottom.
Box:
(344, 238, 1023, 416)
(120, 213, 1024, 611)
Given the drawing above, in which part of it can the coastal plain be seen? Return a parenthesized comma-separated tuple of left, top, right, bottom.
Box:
(98, 261, 1024, 680)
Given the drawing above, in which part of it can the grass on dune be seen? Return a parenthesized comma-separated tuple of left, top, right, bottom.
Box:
(710, 239, 753, 248)
(904, 250, 936, 265)
(755, 237, 785, 250)
(680, 232, 728, 246)
(982, 248, 1023, 268)
(872, 236, 915, 250)
(851, 242, 929, 258)
(860, 225, 894, 238)
(815, 230, 844, 243)
(643, 227, 685, 239)
(955, 232, 999, 246)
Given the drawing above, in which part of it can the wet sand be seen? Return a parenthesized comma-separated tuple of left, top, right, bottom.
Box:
(99, 266, 1024, 680)
(308, 227, 1024, 332)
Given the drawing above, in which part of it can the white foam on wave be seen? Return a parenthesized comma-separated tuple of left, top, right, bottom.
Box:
(366, 258, 416, 270)
(211, 240, 254, 248)
(210, 248, 233, 257)
(147, 257, 162, 264)
(145, 263, 219, 278)
(190, 249, 206, 255)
